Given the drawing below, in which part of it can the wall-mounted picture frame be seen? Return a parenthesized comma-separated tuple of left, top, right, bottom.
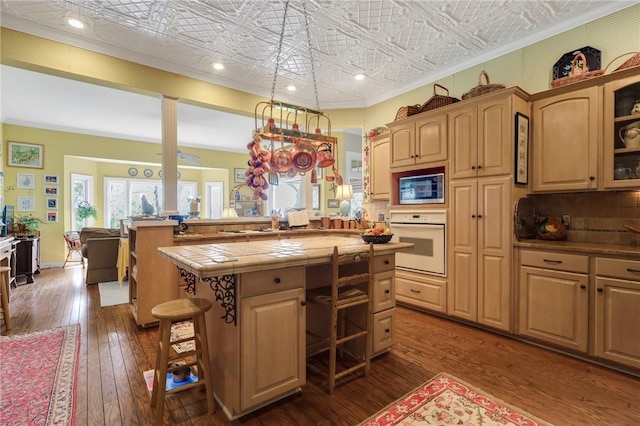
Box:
(44, 186, 59, 196)
(327, 199, 339, 208)
(514, 112, 529, 185)
(46, 197, 58, 209)
(17, 172, 35, 189)
(46, 211, 58, 223)
(312, 184, 320, 210)
(8, 142, 44, 169)
(234, 168, 246, 183)
(44, 174, 59, 184)
(17, 196, 35, 212)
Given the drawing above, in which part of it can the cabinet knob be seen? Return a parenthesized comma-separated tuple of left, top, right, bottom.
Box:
(471, 214, 476, 218)
(384, 328, 391, 333)
(384, 260, 390, 265)
(477, 164, 482, 169)
(274, 277, 281, 284)
(477, 214, 482, 219)
(589, 176, 595, 181)
(471, 165, 476, 170)
(580, 284, 586, 289)
(301, 300, 306, 306)
(385, 289, 390, 294)
(597, 288, 603, 293)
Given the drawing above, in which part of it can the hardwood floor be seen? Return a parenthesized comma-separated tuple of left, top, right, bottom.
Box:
(3, 265, 639, 425)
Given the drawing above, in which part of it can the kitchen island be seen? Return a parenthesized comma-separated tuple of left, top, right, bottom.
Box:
(158, 235, 412, 420)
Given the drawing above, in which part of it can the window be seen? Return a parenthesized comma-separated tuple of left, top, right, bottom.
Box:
(104, 177, 197, 227)
(267, 174, 307, 215)
(71, 173, 94, 231)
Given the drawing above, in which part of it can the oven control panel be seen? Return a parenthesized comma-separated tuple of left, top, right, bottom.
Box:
(389, 210, 446, 225)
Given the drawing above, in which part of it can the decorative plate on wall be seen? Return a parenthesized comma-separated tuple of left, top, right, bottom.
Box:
(144, 169, 153, 177)
(128, 167, 138, 176)
(552, 46, 601, 80)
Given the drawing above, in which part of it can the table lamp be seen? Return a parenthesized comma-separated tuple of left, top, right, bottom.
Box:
(335, 184, 353, 216)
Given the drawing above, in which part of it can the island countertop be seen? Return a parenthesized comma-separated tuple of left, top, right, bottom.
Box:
(158, 235, 413, 277)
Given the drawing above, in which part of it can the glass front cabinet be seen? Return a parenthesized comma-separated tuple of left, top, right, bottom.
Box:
(604, 73, 640, 189)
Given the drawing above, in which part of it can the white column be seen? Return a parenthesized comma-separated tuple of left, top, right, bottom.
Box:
(162, 95, 179, 216)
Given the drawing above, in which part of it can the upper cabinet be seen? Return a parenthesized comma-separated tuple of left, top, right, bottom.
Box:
(603, 73, 640, 189)
(531, 86, 600, 192)
(389, 115, 447, 169)
(449, 96, 514, 180)
(369, 133, 391, 201)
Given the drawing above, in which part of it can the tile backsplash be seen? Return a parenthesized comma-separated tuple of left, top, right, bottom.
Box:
(529, 191, 640, 246)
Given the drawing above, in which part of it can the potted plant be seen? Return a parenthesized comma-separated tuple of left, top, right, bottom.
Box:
(76, 201, 98, 220)
(13, 214, 44, 236)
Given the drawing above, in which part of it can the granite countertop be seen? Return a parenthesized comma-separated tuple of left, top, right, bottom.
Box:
(514, 239, 640, 258)
(173, 228, 361, 242)
(159, 236, 413, 277)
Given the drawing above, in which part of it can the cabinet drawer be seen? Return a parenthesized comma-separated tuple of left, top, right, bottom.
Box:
(596, 258, 640, 281)
(395, 272, 447, 313)
(239, 266, 304, 297)
(373, 254, 394, 273)
(372, 308, 395, 354)
(520, 250, 588, 273)
(372, 270, 395, 313)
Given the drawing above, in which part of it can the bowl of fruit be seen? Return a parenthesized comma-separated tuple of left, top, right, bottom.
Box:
(361, 226, 393, 244)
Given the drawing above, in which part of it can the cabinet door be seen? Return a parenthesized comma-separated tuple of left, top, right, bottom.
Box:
(603, 74, 640, 189)
(477, 177, 511, 331)
(594, 277, 640, 369)
(448, 180, 477, 321)
(240, 288, 305, 410)
(390, 122, 415, 167)
(449, 106, 478, 179)
(370, 136, 390, 200)
(518, 266, 589, 352)
(372, 270, 395, 313)
(532, 86, 599, 192)
(416, 115, 448, 164)
(372, 309, 395, 355)
(478, 97, 512, 177)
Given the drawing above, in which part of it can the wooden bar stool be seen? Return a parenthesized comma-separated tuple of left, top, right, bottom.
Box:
(150, 298, 215, 425)
(0, 266, 12, 332)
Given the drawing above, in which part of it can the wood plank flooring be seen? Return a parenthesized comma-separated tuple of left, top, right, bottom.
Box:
(2, 265, 639, 425)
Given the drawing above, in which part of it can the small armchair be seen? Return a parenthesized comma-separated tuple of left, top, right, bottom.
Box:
(79, 227, 121, 284)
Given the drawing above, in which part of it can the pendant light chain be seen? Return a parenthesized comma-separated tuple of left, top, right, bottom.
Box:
(270, 0, 290, 102)
(302, 0, 320, 111)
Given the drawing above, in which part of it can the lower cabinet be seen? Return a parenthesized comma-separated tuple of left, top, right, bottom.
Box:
(594, 258, 640, 370)
(371, 255, 396, 355)
(395, 269, 447, 314)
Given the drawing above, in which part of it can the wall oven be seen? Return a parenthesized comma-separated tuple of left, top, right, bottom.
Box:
(389, 210, 446, 276)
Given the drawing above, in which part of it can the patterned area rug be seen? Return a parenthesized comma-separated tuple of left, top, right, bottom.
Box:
(0, 324, 81, 426)
(360, 373, 552, 426)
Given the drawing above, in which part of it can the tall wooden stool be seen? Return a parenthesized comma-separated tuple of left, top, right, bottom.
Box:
(150, 298, 215, 425)
(0, 266, 12, 332)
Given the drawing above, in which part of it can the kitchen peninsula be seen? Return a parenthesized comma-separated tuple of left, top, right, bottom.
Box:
(157, 236, 412, 420)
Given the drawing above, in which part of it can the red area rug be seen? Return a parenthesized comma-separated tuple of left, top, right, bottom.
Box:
(361, 373, 552, 426)
(0, 324, 80, 426)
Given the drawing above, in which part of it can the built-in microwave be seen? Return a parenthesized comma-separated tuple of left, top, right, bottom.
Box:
(398, 172, 445, 205)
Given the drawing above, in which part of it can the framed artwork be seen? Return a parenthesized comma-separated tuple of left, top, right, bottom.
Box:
(44, 186, 59, 196)
(312, 184, 320, 210)
(17, 173, 35, 189)
(234, 168, 246, 183)
(8, 142, 44, 168)
(46, 197, 58, 209)
(17, 196, 35, 212)
(514, 112, 529, 184)
(327, 199, 339, 208)
(44, 174, 59, 184)
(46, 211, 58, 223)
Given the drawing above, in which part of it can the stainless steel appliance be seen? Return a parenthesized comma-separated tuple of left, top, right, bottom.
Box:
(389, 210, 446, 276)
(398, 173, 445, 205)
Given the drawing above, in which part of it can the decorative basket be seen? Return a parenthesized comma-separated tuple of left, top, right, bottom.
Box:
(609, 52, 640, 72)
(551, 53, 604, 88)
(360, 233, 393, 244)
(394, 104, 421, 121)
(419, 84, 460, 113)
(462, 71, 505, 99)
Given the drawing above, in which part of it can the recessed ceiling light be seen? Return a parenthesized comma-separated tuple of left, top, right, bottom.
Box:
(354, 74, 365, 81)
(212, 63, 225, 70)
(67, 18, 85, 29)
(286, 85, 297, 91)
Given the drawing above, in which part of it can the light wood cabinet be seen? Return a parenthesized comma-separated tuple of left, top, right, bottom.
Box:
(395, 268, 447, 313)
(390, 114, 447, 168)
(128, 222, 178, 326)
(369, 134, 390, 200)
(517, 250, 589, 352)
(449, 96, 512, 179)
(449, 176, 512, 331)
(531, 86, 600, 192)
(594, 258, 640, 369)
(603, 73, 640, 188)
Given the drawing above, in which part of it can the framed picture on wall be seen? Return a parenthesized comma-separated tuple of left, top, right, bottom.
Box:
(17, 196, 35, 212)
(514, 112, 529, 184)
(8, 142, 44, 168)
(17, 173, 35, 189)
(46, 211, 58, 223)
(312, 184, 320, 210)
(327, 199, 339, 208)
(44, 174, 59, 184)
(44, 186, 59, 196)
(234, 168, 246, 183)
(46, 198, 58, 209)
